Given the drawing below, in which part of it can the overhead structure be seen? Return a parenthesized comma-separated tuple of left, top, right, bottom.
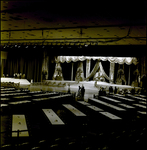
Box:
(55, 56, 138, 65)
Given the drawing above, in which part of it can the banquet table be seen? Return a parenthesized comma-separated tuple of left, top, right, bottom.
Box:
(138, 111, 147, 115)
(133, 104, 147, 109)
(0, 104, 9, 107)
(13, 95, 32, 99)
(28, 91, 43, 94)
(62, 104, 86, 116)
(32, 97, 50, 101)
(118, 103, 135, 109)
(9, 100, 31, 105)
(89, 98, 126, 111)
(139, 101, 147, 105)
(127, 94, 147, 101)
(1, 92, 27, 97)
(42, 109, 65, 125)
(137, 95, 147, 98)
(1, 98, 10, 101)
(87, 105, 104, 111)
(112, 95, 135, 102)
(1, 88, 16, 91)
(100, 96, 121, 103)
(32, 92, 57, 97)
(12, 115, 29, 137)
(99, 112, 122, 120)
(1, 90, 21, 94)
(77, 101, 91, 106)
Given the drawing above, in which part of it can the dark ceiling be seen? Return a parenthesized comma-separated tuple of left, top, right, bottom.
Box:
(1, 1, 147, 46)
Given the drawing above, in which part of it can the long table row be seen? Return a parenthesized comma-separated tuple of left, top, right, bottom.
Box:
(88, 94, 147, 119)
(1, 86, 146, 149)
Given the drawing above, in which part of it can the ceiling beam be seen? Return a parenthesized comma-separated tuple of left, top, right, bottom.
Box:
(0, 24, 146, 32)
(1, 37, 146, 41)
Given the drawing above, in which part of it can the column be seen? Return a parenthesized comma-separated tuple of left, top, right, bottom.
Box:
(109, 62, 115, 83)
(42, 51, 49, 81)
(86, 59, 91, 81)
(75, 61, 84, 81)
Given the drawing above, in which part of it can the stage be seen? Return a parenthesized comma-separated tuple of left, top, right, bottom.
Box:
(1, 78, 140, 99)
(1, 77, 31, 88)
(30, 80, 140, 101)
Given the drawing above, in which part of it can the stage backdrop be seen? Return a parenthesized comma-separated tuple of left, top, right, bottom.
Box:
(50, 56, 139, 85)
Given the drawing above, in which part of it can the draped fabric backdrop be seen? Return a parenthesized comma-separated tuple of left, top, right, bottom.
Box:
(75, 61, 84, 81)
(55, 56, 138, 65)
(52, 63, 64, 80)
(5, 50, 43, 82)
(42, 51, 49, 80)
(52, 56, 139, 84)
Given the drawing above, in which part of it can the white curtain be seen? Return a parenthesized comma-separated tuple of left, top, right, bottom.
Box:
(75, 61, 84, 81)
(52, 63, 64, 80)
(55, 56, 138, 65)
(85, 60, 100, 80)
(85, 60, 113, 82)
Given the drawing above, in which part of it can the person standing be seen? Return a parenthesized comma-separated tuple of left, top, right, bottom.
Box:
(68, 83, 71, 94)
(81, 85, 85, 99)
(77, 86, 81, 97)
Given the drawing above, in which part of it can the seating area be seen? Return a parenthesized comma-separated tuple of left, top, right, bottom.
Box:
(1, 86, 147, 150)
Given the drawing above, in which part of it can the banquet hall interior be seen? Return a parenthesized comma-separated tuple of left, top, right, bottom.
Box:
(0, 1, 147, 150)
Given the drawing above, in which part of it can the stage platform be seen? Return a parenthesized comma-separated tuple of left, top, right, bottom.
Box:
(30, 80, 140, 101)
(1, 77, 31, 88)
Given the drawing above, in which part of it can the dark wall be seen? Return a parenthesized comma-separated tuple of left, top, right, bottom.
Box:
(5, 48, 43, 82)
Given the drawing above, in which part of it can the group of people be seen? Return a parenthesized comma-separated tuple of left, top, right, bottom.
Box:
(13, 73, 25, 79)
(77, 85, 85, 98)
(98, 86, 143, 97)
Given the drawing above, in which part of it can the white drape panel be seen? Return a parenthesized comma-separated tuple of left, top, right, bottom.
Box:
(85, 60, 113, 82)
(55, 56, 138, 65)
(109, 62, 115, 83)
(52, 63, 64, 80)
(86, 59, 91, 79)
(86, 60, 100, 80)
(99, 62, 112, 82)
(75, 61, 84, 81)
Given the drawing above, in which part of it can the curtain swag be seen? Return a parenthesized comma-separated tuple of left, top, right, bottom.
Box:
(55, 56, 138, 65)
